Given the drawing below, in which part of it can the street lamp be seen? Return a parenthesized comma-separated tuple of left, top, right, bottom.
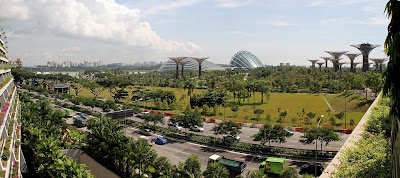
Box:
(315, 115, 324, 178)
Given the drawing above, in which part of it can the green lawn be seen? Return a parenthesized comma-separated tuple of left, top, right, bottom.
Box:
(74, 86, 370, 129)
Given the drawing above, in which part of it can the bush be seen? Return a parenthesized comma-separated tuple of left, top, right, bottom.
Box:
(280, 167, 298, 178)
(2, 150, 10, 161)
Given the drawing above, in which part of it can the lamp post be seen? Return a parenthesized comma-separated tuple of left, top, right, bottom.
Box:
(345, 90, 347, 129)
(315, 115, 324, 178)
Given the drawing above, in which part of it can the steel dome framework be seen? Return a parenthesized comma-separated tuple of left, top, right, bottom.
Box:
(229, 51, 263, 69)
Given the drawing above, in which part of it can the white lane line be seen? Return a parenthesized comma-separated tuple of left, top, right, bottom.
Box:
(182, 152, 190, 155)
(172, 155, 180, 159)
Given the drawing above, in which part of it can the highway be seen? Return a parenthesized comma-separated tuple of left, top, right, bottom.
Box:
(125, 127, 329, 177)
(130, 115, 350, 151)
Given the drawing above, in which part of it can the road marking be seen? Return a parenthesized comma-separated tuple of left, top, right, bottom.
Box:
(186, 142, 249, 156)
(172, 155, 180, 159)
(189, 148, 198, 151)
(182, 152, 190, 155)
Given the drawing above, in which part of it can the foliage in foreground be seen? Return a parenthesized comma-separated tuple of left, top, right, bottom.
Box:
(333, 98, 392, 177)
(20, 93, 93, 177)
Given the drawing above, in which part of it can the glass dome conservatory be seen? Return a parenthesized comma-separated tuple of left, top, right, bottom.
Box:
(229, 50, 263, 68)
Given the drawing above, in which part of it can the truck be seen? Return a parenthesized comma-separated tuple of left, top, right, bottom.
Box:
(73, 116, 87, 128)
(65, 109, 74, 117)
(259, 157, 286, 175)
(208, 154, 247, 174)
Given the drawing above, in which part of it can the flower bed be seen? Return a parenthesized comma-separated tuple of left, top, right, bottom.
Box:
(0, 76, 13, 91)
(11, 161, 18, 178)
(16, 126, 20, 139)
(1, 138, 10, 167)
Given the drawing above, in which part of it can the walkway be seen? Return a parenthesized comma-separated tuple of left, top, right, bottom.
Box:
(323, 94, 335, 112)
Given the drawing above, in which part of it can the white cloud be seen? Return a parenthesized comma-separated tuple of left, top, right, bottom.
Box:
(214, 0, 253, 8)
(0, 0, 201, 55)
(147, 0, 203, 15)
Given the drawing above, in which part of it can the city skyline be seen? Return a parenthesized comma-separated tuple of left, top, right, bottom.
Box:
(0, 0, 389, 66)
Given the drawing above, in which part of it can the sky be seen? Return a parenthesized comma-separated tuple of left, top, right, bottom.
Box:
(0, 0, 390, 67)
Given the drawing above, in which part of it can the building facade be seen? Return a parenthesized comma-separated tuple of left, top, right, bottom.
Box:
(0, 29, 23, 177)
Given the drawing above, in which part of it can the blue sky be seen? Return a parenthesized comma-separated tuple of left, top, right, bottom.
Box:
(0, 0, 389, 66)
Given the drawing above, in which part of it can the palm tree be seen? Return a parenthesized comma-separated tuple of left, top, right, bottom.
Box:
(184, 79, 196, 99)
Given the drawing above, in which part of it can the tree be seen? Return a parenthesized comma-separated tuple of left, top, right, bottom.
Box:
(252, 123, 292, 146)
(254, 109, 264, 123)
(365, 72, 382, 100)
(202, 163, 230, 178)
(97, 77, 132, 102)
(256, 80, 271, 103)
(84, 81, 105, 98)
(231, 105, 239, 117)
(280, 167, 299, 178)
(300, 127, 341, 151)
(383, 1, 400, 151)
(141, 113, 165, 128)
(246, 170, 268, 178)
(212, 121, 242, 140)
(152, 156, 174, 178)
(170, 111, 203, 129)
(183, 155, 202, 178)
(71, 81, 84, 96)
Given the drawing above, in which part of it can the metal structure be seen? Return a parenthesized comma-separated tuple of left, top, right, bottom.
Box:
(370, 58, 387, 73)
(308, 60, 319, 68)
(351, 43, 380, 72)
(320, 57, 331, 68)
(353, 62, 362, 71)
(168, 57, 186, 79)
(337, 62, 346, 71)
(329, 59, 341, 72)
(316, 62, 325, 72)
(344, 53, 361, 72)
(179, 61, 190, 78)
(325, 51, 348, 72)
(229, 51, 263, 69)
(192, 57, 209, 78)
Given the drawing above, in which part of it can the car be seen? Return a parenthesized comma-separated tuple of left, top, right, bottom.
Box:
(223, 135, 240, 141)
(300, 163, 323, 176)
(139, 136, 154, 146)
(152, 136, 168, 145)
(283, 128, 294, 135)
(168, 123, 183, 131)
(139, 128, 152, 136)
(190, 125, 204, 132)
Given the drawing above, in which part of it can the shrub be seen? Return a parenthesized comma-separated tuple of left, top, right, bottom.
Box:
(280, 167, 298, 178)
(2, 150, 10, 161)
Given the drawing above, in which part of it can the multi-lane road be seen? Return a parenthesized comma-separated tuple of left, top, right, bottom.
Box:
(129, 115, 350, 151)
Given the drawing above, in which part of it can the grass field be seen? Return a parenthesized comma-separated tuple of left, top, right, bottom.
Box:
(74, 86, 371, 129)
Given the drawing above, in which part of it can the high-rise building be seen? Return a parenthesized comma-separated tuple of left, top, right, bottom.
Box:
(0, 27, 24, 177)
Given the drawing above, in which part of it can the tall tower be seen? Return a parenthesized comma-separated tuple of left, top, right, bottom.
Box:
(191, 57, 209, 78)
(317, 62, 325, 72)
(179, 61, 190, 78)
(351, 43, 380, 72)
(353, 62, 362, 72)
(344, 53, 361, 72)
(370, 58, 387, 73)
(308, 60, 319, 68)
(168, 57, 186, 79)
(320, 57, 331, 68)
(325, 51, 348, 72)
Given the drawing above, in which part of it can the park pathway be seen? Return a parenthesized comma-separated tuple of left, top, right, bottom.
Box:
(323, 94, 335, 112)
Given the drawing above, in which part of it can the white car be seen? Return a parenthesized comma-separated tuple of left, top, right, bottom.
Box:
(223, 135, 240, 141)
(190, 125, 204, 132)
(168, 123, 182, 131)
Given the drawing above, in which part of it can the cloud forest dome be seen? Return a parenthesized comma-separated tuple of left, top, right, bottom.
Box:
(158, 57, 223, 72)
(229, 50, 263, 68)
